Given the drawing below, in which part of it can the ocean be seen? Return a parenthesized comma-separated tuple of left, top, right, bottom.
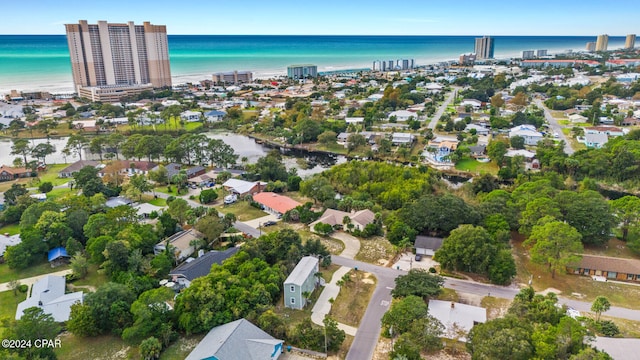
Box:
(0, 35, 628, 94)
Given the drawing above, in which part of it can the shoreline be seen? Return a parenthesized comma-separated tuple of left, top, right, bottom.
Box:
(0, 45, 628, 96)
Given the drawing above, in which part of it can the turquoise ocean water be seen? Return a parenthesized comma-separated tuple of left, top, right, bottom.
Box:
(0, 35, 627, 94)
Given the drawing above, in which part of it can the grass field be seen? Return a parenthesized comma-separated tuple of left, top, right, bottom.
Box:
(0, 223, 20, 235)
(159, 335, 205, 360)
(148, 197, 167, 206)
(216, 201, 267, 221)
(0, 260, 69, 284)
(0, 164, 70, 192)
(0, 290, 27, 324)
(118, 118, 204, 133)
(329, 270, 376, 327)
(455, 158, 499, 175)
(43, 187, 76, 200)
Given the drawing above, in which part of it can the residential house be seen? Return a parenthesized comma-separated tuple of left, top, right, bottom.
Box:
(337, 132, 350, 145)
(98, 160, 157, 178)
(468, 145, 487, 158)
(284, 256, 319, 310)
(169, 248, 240, 289)
(570, 254, 640, 282)
(622, 117, 640, 126)
(568, 114, 588, 123)
(509, 125, 543, 146)
(204, 110, 226, 122)
(252, 192, 301, 217)
(345, 117, 364, 125)
(58, 160, 100, 178)
(16, 275, 83, 322)
(0, 234, 20, 258)
(427, 137, 459, 154)
(391, 132, 415, 145)
(185, 318, 283, 360)
(154, 229, 204, 263)
(460, 99, 482, 109)
(428, 300, 486, 341)
(414, 236, 444, 256)
(584, 133, 608, 149)
(465, 123, 490, 136)
(388, 110, 416, 122)
(105, 196, 133, 208)
(180, 110, 202, 122)
(585, 126, 624, 137)
(134, 203, 164, 219)
(222, 179, 266, 197)
(424, 82, 444, 93)
(0, 165, 32, 182)
(309, 208, 375, 232)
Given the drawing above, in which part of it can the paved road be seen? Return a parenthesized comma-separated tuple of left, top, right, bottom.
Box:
(428, 87, 458, 130)
(334, 256, 640, 359)
(534, 98, 575, 155)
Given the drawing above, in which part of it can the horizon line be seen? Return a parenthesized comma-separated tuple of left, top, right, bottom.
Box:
(0, 33, 633, 37)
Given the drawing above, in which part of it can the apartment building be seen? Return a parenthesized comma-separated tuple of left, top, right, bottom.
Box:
(474, 36, 494, 59)
(595, 34, 609, 52)
(65, 20, 171, 101)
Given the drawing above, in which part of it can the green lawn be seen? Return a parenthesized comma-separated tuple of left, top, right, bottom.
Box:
(216, 201, 267, 222)
(455, 158, 499, 175)
(0, 290, 27, 325)
(0, 223, 20, 235)
(0, 260, 69, 284)
(43, 187, 76, 201)
(159, 335, 205, 360)
(36, 164, 72, 186)
(72, 264, 108, 290)
(149, 197, 167, 206)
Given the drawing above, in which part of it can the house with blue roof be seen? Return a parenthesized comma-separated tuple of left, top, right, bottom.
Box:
(48, 247, 70, 266)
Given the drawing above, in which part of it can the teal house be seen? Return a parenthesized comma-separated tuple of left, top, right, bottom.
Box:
(284, 256, 319, 310)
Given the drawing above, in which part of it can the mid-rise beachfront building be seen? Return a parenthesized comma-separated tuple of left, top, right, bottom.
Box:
(474, 36, 494, 59)
(459, 53, 477, 65)
(537, 49, 548, 57)
(586, 42, 596, 52)
(373, 58, 415, 71)
(522, 50, 535, 59)
(595, 34, 609, 52)
(65, 20, 171, 102)
(212, 71, 253, 85)
(287, 64, 317, 79)
(625, 34, 637, 49)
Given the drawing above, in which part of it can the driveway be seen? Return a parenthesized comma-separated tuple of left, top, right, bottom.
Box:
(392, 252, 439, 271)
(329, 231, 360, 260)
(0, 269, 73, 293)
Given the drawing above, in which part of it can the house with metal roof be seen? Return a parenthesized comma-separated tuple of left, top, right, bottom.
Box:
(508, 124, 543, 146)
(16, 275, 83, 322)
(0, 233, 21, 258)
(185, 318, 283, 360)
(428, 300, 486, 342)
(284, 256, 319, 310)
(169, 247, 240, 289)
(154, 229, 203, 262)
(222, 179, 266, 197)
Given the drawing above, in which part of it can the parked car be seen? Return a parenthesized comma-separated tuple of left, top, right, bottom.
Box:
(415, 254, 422, 262)
(263, 220, 277, 227)
(223, 194, 238, 204)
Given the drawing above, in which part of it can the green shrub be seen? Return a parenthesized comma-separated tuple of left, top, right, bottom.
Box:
(18, 284, 28, 293)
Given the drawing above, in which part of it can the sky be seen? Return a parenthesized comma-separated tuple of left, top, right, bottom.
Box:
(1, 0, 638, 36)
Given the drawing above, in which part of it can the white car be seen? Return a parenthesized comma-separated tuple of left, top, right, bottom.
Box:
(224, 194, 238, 204)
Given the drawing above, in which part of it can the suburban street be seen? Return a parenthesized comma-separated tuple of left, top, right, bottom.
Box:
(427, 87, 458, 130)
(534, 98, 575, 155)
(334, 255, 640, 359)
